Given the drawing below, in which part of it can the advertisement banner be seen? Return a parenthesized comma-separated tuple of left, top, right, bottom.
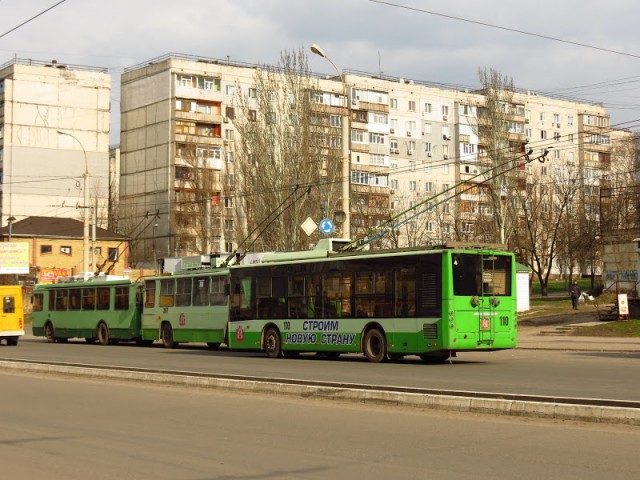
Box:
(0, 242, 29, 274)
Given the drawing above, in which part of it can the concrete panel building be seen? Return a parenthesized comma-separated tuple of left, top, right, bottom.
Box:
(120, 53, 625, 265)
(0, 58, 111, 229)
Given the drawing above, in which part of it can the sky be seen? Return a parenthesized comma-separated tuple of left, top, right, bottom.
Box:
(2, 0, 640, 145)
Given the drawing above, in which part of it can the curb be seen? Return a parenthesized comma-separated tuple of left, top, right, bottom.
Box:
(2, 360, 638, 426)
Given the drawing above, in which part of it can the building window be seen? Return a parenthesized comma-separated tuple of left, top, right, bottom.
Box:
(369, 132, 385, 145)
(224, 219, 234, 231)
(248, 87, 257, 98)
(108, 248, 118, 261)
(409, 180, 417, 191)
(390, 98, 397, 109)
(224, 197, 233, 209)
(424, 103, 432, 114)
(41, 245, 52, 255)
(225, 85, 235, 96)
(225, 107, 235, 119)
(60, 246, 72, 255)
(408, 100, 416, 112)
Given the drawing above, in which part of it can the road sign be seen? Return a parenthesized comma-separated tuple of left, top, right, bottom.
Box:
(301, 217, 317, 236)
(319, 218, 334, 235)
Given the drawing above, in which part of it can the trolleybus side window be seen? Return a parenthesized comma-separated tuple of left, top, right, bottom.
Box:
(69, 288, 81, 311)
(176, 277, 192, 307)
(395, 267, 416, 316)
(159, 279, 175, 307)
(114, 286, 130, 310)
(82, 287, 96, 310)
(324, 272, 352, 318)
(96, 287, 110, 310)
(55, 289, 69, 311)
(193, 276, 210, 306)
(230, 277, 253, 320)
(33, 293, 44, 312)
(144, 280, 156, 308)
(210, 276, 226, 306)
(355, 270, 393, 318)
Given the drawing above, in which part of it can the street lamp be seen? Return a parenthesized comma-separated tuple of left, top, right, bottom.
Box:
(7, 216, 16, 241)
(310, 44, 351, 239)
(57, 130, 90, 276)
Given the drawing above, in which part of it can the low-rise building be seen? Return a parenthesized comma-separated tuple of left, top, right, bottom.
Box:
(0, 216, 130, 282)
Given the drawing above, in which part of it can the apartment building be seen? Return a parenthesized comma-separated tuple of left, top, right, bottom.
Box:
(120, 53, 621, 262)
(0, 58, 111, 228)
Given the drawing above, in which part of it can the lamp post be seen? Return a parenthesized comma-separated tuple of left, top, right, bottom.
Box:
(57, 131, 90, 276)
(310, 44, 351, 239)
(7, 216, 16, 241)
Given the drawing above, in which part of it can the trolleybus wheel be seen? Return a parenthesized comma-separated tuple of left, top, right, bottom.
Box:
(161, 323, 177, 349)
(206, 342, 221, 349)
(7, 336, 18, 346)
(363, 328, 387, 363)
(97, 322, 111, 345)
(264, 327, 282, 358)
(44, 322, 56, 344)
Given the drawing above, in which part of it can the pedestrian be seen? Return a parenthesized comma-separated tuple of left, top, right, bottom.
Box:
(569, 281, 581, 310)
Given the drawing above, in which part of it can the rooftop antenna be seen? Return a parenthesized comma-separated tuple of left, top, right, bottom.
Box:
(378, 51, 383, 78)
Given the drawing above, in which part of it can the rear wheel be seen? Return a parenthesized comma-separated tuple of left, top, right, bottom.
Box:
(97, 322, 110, 345)
(44, 322, 55, 343)
(363, 328, 387, 363)
(7, 336, 18, 346)
(161, 323, 177, 349)
(263, 327, 282, 358)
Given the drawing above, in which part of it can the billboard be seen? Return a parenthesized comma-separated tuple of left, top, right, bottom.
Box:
(0, 242, 29, 274)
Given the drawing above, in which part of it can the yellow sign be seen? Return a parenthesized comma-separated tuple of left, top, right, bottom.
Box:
(0, 243, 29, 274)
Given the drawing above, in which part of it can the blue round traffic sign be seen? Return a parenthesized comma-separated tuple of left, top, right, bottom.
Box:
(319, 218, 334, 235)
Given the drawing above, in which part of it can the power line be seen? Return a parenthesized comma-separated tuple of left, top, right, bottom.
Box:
(0, 0, 68, 40)
(368, 0, 640, 60)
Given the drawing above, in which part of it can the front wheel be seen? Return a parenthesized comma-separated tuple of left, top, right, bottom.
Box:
(363, 328, 387, 363)
(97, 322, 110, 345)
(263, 327, 282, 358)
(161, 323, 177, 349)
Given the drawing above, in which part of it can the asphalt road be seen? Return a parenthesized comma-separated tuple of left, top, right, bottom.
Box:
(1, 372, 638, 480)
(1, 335, 639, 402)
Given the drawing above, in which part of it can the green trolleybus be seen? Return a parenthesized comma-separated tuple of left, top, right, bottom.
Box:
(141, 268, 229, 348)
(227, 239, 517, 362)
(31, 277, 144, 344)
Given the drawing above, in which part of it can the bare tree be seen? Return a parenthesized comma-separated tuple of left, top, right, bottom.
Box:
(476, 68, 524, 245)
(173, 141, 223, 256)
(515, 166, 580, 295)
(231, 48, 343, 252)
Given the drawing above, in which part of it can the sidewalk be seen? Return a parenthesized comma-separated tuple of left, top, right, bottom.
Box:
(518, 322, 640, 352)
